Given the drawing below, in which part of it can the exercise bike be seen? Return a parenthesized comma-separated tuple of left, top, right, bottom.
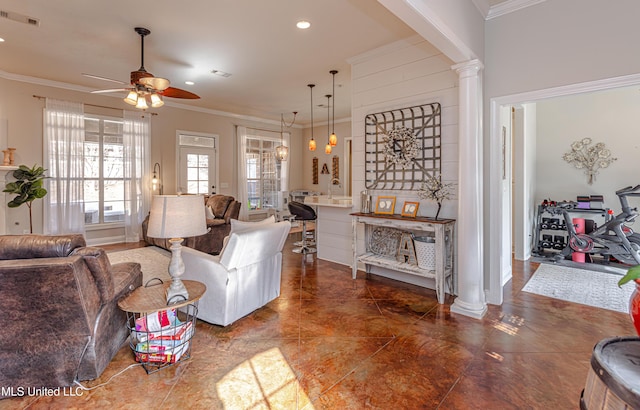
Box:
(547, 185, 640, 265)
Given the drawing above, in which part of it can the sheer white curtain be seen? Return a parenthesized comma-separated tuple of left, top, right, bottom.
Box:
(280, 131, 290, 195)
(123, 111, 151, 242)
(237, 126, 249, 220)
(43, 98, 85, 234)
(236, 126, 290, 221)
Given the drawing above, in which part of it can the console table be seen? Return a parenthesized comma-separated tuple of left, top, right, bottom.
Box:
(351, 212, 455, 304)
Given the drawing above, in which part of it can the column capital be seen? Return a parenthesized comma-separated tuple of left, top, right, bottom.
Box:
(452, 59, 484, 76)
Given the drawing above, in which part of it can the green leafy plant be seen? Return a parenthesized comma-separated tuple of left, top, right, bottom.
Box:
(618, 265, 640, 287)
(3, 164, 48, 233)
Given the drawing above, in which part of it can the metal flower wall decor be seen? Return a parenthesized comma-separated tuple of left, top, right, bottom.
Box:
(562, 138, 616, 185)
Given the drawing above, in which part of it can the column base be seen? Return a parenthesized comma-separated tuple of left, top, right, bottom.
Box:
(450, 298, 487, 319)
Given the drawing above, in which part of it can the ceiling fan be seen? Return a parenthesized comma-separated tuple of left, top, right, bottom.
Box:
(84, 27, 199, 109)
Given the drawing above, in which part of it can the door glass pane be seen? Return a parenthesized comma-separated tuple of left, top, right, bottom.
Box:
(185, 153, 209, 194)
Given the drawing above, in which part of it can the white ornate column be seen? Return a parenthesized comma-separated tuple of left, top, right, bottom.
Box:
(450, 59, 487, 319)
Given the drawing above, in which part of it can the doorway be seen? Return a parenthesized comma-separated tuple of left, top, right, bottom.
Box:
(488, 73, 640, 305)
(176, 131, 219, 195)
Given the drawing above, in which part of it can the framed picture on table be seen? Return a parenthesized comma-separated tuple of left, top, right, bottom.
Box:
(375, 196, 396, 215)
(401, 201, 419, 218)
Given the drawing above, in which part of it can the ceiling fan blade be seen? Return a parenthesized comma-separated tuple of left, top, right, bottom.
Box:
(160, 87, 200, 99)
(139, 76, 170, 91)
(90, 88, 131, 94)
(83, 73, 129, 85)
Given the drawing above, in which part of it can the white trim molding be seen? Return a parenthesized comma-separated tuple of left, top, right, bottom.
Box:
(487, 0, 547, 20)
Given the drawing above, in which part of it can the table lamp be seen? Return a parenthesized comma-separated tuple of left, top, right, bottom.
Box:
(147, 194, 207, 303)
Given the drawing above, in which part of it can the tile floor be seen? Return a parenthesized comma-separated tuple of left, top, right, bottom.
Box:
(1, 237, 633, 409)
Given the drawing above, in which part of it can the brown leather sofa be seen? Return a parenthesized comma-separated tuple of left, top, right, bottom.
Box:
(0, 234, 142, 393)
(142, 194, 241, 255)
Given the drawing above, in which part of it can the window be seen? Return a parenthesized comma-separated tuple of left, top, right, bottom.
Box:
(245, 136, 283, 210)
(83, 115, 125, 225)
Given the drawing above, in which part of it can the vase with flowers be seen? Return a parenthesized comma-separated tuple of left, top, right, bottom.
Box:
(417, 173, 455, 220)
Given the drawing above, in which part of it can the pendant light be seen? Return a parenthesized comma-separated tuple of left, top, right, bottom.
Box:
(329, 70, 338, 147)
(275, 112, 297, 161)
(325, 94, 332, 154)
(308, 84, 316, 151)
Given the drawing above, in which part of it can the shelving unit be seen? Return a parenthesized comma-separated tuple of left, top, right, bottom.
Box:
(351, 212, 455, 304)
(533, 203, 611, 259)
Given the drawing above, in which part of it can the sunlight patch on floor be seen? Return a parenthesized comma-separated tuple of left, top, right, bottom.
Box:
(216, 347, 313, 409)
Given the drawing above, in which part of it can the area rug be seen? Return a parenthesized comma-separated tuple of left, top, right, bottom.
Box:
(522, 263, 634, 313)
(107, 246, 172, 285)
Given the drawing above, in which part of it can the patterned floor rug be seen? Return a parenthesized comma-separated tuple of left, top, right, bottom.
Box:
(522, 263, 634, 313)
(107, 246, 172, 285)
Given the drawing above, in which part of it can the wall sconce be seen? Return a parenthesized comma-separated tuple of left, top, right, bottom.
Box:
(152, 162, 162, 194)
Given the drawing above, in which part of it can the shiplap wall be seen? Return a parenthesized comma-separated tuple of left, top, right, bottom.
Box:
(350, 36, 459, 220)
(348, 35, 460, 263)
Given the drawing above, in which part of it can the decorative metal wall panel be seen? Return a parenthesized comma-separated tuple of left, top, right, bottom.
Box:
(365, 103, 441, 190)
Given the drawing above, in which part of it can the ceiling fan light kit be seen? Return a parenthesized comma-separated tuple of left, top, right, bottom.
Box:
(88, 27, 200, 109)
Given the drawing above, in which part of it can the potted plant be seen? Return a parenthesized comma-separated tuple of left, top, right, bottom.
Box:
(618, 265, 640, 335)
(3, 164, 48, 233)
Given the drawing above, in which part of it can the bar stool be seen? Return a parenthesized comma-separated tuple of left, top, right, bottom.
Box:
(288, 201, 317, 255)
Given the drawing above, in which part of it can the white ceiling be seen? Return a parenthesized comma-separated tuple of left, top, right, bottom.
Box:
(0, 0, 512, 125)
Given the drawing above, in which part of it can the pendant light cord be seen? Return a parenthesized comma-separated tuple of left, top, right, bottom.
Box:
(330, 70, 337, 134)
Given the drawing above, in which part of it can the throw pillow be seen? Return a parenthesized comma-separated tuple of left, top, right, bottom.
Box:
(205, 205, 215, 220)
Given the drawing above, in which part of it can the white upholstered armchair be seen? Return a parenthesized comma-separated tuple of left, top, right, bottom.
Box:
(180, 220, 291, 326)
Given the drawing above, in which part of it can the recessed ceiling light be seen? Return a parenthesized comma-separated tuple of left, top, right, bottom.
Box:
(211, 69, 231, 78)
(296, 20, 311, 29)
(0, 38, 5, 42)
(185, 81, 195, 85)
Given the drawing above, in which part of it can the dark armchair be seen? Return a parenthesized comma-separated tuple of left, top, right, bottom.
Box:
(0, 234, 142, 393)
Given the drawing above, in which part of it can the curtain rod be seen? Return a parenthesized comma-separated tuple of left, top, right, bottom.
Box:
(32, 95, 158, 116)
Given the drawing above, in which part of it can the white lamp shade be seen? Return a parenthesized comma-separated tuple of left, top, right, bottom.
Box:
(135, 95, 149, 109)
(150, 93, 164, 108)
(147, 195, 207, 239)
(124, 90, 138, 105)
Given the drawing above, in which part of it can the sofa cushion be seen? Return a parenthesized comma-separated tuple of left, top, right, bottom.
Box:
(206, 195, 234, 219)
(221, 216, 276, 257)
(230, 215, 276, 233)
(220, 220, 290, 270)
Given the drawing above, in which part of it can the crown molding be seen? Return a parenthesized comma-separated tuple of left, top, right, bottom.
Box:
(471, 0, 491, 19)
(487, 0, 547, 20)
(0, 69, 310, 128)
